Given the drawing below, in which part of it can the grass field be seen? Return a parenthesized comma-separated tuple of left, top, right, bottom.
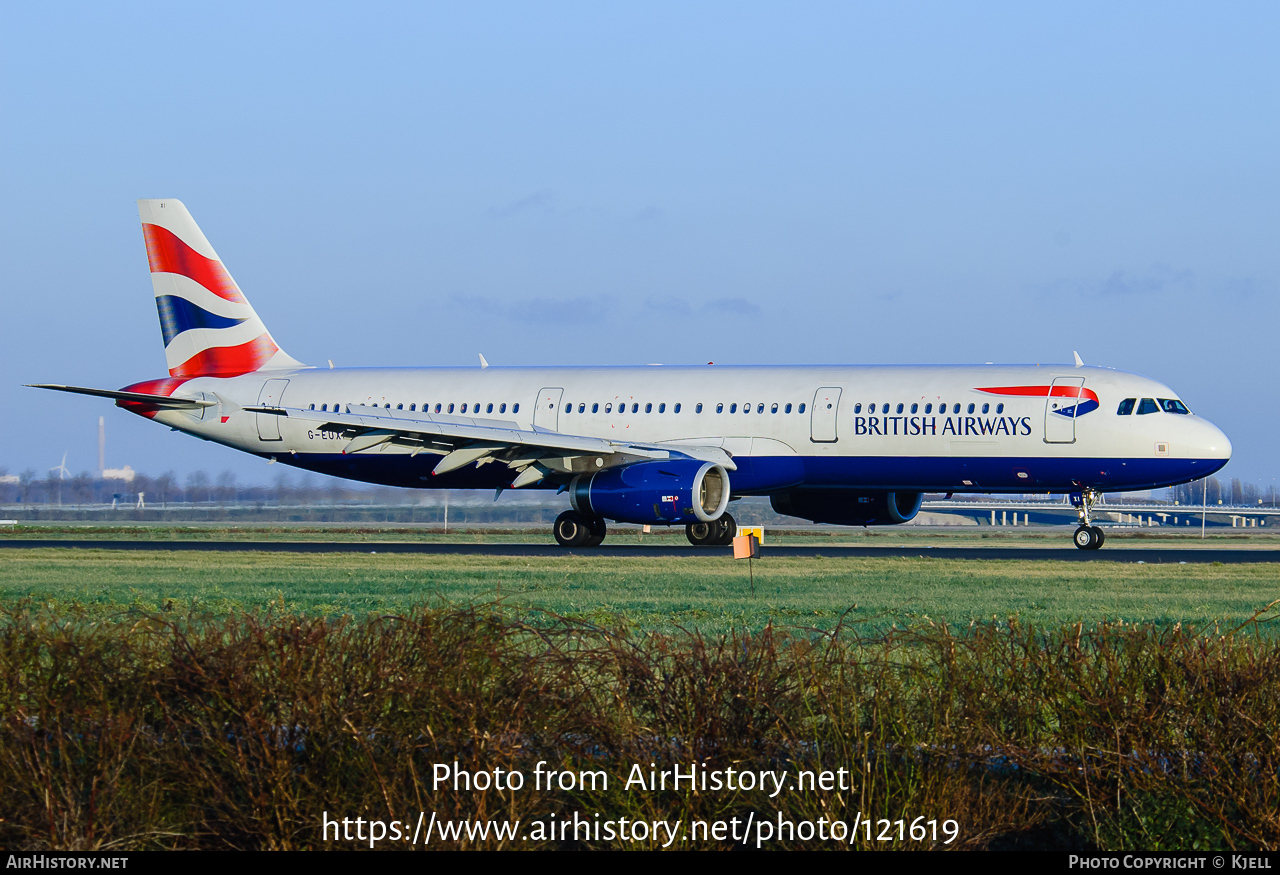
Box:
(3, 547, 1277, 633)
(5, 521, 1280, 547)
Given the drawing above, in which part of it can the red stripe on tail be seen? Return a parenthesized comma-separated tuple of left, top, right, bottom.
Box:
(142, 224, 246, 303)
(170, 334, 279, 378)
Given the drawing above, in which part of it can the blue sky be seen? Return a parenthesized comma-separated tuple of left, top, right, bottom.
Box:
(2, 2, 1277, 487)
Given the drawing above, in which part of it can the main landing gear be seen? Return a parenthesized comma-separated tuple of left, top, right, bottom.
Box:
(1071, 488, 1106, 551)
(551, 510, 738, 548)
(553, 510, 606, 547)
(685, 513, 736, 547)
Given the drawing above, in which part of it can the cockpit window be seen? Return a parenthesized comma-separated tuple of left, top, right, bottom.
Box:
(1137, 398, 1159, 415)
(1117, 398, 1136, 416)
(1159, 398, 1190, 414)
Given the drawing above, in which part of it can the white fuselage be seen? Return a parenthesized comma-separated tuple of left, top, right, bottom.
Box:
(134, 362, 1231, 496)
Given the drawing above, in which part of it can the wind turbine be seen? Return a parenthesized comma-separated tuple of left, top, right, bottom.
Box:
(49, 452, 70, 480)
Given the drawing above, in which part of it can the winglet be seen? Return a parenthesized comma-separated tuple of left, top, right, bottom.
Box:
(479, 353, 489, 369)
(1073, 350, 1084, 368)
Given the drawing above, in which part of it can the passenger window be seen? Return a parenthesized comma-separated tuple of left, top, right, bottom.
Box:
(742, 402, 749, 414)
(771, 403, 778, 413)
(512, 403, 519, 413)
(996, 403, 1004, 414)
(717, 403, 724, 413)
(695, 403, 703, 413)
(448, 404, 455, 413)
(1137, 398, 1159, 415)
(592, 403, 598, 413)
(981, 403, 988, 414)
(1159, 398, 1190, 414)
(434, 404, 442, 413)
(799, 403, 806, 414)
(645, 403, 652, 413)
(896, 403, 904, 414)
(396, 403, 403, 410)
(854, 403, 862, 414)
(868, 402, 875, 413)
(729, 403, 737, 413)
(674, 403, 681, 413)
(320, 404, 327, 412)
(499, 403, 507, 413)
(565, 403, 572, 414)
(578, 403, 585, 413)
(785, 403, 792, 413)
(967, 403, 974, 414)
(409, 404, 416, 412)
(386, 403, 392, 409)
(461, 403, 468, 413)
(925, 403, 932, 414)
(631, 403, 638, 413)
(1117, 398, 1136, 416)
(952, 403, 960, 414)
(605, 403, 613, 413)
(658, 403, 666, 413)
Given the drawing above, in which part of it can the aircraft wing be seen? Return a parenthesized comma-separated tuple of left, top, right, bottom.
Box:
(262, 405, 736, 487)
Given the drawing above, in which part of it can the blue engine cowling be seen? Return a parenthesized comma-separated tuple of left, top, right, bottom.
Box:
(770, 489, 923, 526)
(569, 460, 731, 525)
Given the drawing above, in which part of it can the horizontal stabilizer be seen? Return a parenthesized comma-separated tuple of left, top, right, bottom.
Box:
(27, 384, 216, 409)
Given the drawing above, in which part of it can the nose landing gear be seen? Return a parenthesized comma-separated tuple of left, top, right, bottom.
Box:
(1070, 489, 1106, 550)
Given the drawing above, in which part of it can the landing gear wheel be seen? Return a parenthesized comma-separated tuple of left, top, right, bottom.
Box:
(554, 511, 592, 547)
(685, 521, 718, 547)
(583, 517, 607, 547)
(713, 512, 737, 546)
(1090, 526, 1105, 548)
(1074, 525, 1099, 550)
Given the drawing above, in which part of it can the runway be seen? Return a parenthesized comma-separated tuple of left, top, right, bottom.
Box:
(2, 540, 1278, 563)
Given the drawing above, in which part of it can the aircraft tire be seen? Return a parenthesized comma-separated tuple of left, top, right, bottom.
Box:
(554, 511, 592, 547)
(686, 521, 718, 547)
(582, 517, 607, 547)
(1073, 525, 1097, 550)
(713, 513, 737, 546)
(1090, 526, 1105, 549)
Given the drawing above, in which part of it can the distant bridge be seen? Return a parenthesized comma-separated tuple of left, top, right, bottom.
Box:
(920, 498, 1278, 529)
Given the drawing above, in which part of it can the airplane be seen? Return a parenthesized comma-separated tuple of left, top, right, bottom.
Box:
(30, 199, 1232, 550)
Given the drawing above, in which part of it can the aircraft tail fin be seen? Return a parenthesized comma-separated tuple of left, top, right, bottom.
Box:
(137, 199, 306, 378)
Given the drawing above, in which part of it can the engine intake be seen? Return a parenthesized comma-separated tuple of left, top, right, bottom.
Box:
(770, 489, 923, 526)
(570, 460, 730, 525)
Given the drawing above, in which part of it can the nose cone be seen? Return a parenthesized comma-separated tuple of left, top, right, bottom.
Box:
(1196, 418, 1232, 461)
(1188, 417, 1232, 481)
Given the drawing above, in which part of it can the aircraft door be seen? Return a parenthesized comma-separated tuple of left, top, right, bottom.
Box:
(1043, 377, 1085, 444)
(810, 387, 842, 443)
(256, 379, 290, 441)
(534, 387, 563, 431)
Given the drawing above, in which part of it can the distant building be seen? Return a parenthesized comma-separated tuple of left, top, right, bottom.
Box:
(102, 466, 136, 483)
(0, 475, 18, 485)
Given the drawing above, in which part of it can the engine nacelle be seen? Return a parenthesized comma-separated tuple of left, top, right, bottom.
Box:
(569, 460, 730, 525)
(770, 489, 923, 526)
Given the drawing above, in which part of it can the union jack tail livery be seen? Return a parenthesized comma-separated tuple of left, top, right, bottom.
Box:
(138, 199, 305, 378)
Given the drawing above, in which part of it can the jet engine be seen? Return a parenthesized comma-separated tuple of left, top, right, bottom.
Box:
(569, 460, 730, 525)
(770, 489, 923, 526)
